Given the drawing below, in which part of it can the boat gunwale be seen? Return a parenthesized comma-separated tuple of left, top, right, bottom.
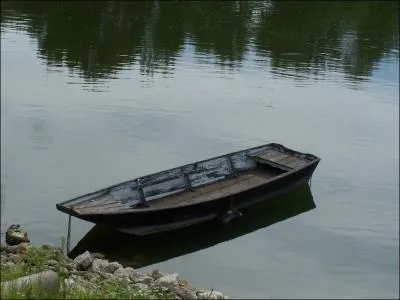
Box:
(60, 160, 320, 216)
(56, 143, 320, 215)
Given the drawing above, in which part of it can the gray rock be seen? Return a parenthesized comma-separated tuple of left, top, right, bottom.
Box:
(4, 261, 14, 267)
(105, 261, 122, 273)
(114, 267, 136, 282)
(99, 271, 115, 280)
(176, 286, 198, 299)
(5, 224, 30, 246)
(83, 272, 98, 282)
(64, 278, 75, 289)
(3, 243, 29, 254)
(89, 258, 109, 272)
(3, 245, 17, 254)
(133, 283, 149, 290)
(197, 291, 226, 299)
(8, 253, 23, 264)
(88, 259, 122, 274)
(134, 274, 153, 285)
(73, 279, 89, 294)
(66, 262, 76, 271)
(59, 267, 68, 275)
(47, 259, 59, 267)
(89, 277, 98, 284)
(91, 252, 105, 259)
(47, 265, 58, 272)
(150, 269, 165, 280)
(2, 270, 58, 294)
(156, 273, 180, 290)
(70, 270, 88, 276)
(73, 251, 93, 271)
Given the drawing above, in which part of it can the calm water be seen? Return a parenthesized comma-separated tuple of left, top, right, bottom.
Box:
(1, 1, 399, 298)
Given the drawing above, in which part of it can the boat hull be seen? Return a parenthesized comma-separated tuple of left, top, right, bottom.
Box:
(74, 159, 319, 235)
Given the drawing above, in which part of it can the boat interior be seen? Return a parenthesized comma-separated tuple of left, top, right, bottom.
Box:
(60, 144, 316, 215)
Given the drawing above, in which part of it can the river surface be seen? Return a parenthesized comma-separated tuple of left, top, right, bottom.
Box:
(1, 1, 399, 298)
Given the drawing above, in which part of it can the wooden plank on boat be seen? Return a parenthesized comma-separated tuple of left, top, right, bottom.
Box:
(254, 149, 285, 160)
(188, 157, 231, 188)
(182, 170, 193, 192)
(110, 185, 139, 202)
(133, 172, 253, 209)
(139, 168, 183, 187)
(136, 178, 146, 204)
(230, 149, 260, 171)
(145, 170, 272, 209)
(76, 201, 135, 214)
(275, 156, 300, 168)
(250, 156, 293, 171)
(64, 190, 111, 208)
(79, 168, 282, 214)
(285, 158, 310, 169)
(157, 172, 269, 208)
(143, 177, 186, 198)
(72, 197, 117, 209)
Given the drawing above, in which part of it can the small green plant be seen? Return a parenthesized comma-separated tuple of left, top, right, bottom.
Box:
(1, 236, 185, 299)
(1, 263, 26, 282)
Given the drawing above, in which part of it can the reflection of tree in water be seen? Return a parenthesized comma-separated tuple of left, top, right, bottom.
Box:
(139, 1, 188, 76)
(341, 2, 399, 79)
(187, 1, 254, 69)
(1, 0, 398, 83)
(256, 1, 399, 80)
(1, 1, 152, 81)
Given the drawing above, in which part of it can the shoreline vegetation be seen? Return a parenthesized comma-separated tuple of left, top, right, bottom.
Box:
(1, 224, 227, 299)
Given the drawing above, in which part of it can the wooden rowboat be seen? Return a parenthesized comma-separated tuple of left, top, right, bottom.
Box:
(68, 184, 316, 266)
(56, 143, 320, 235)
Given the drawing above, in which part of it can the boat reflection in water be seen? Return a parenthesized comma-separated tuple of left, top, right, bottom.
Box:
(69, 183, 316, 268)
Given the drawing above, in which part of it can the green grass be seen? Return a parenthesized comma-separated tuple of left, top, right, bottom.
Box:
(1, 237, 225, 299)
(1, 277, 173, 299)
(1, 246, 64, 282)
(1, 263, 27, 282)
(1, 241, 173, 299)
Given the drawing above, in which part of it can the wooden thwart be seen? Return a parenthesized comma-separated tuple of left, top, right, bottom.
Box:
(247, 148, 312, 171)
(130, 170, 275, 210)
(182, 169, 193, 192)
(136, 178, 146, 205)
(226, 154, 238, 178)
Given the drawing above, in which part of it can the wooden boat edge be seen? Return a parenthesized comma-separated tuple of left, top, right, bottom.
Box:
(56, 143, 320, 216)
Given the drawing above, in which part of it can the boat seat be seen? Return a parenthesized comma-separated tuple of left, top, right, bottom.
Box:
(248, 152, 293, 171)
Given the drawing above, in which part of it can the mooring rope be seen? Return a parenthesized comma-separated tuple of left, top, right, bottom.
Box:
(66, 215, 71, 254)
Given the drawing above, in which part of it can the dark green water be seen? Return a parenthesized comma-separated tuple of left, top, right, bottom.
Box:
(1, 1, 398, 298)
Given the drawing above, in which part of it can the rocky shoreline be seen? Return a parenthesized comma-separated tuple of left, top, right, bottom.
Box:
(1, 224, 227, 299)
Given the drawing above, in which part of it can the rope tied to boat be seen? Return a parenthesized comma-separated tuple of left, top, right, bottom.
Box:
(66, 215, 71, 254)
